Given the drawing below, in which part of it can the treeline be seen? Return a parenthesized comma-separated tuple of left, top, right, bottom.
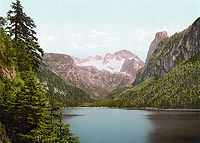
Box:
(0, 0, 79, 142)
(90, 54, 200, 108)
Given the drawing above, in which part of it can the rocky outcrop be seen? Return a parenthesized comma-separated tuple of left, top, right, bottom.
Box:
(145, 31, 168, 66)
(120, 57, 144, 79)
(1, 66, 16, 80)
(133, 17, 200, 85)
(0, 50, 16, 80)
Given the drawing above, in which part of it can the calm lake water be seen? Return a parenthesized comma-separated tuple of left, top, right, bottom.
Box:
(62, 108, 200, 143)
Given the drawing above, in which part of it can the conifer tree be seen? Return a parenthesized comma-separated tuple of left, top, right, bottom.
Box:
(0, 16, 6, 30)
(6, 0, 44, 72)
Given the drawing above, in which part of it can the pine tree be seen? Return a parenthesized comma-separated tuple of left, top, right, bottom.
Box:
(0, 16, 6, 30)
(6, 0, 44, 72)
(5, 70, 55, 143)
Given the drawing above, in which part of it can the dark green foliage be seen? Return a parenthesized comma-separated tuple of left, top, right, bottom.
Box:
(38, 63, 94, 107)
(0, 29, 15, 69)
(106, 87, 131, 99)
(6, 0, 44, 72)
(91, 55, 200, 108)
(0, 16, 6, 30)
(0, 1, 80, 142)
(0, 122, 11, 143)
(55, 111, 80, 143)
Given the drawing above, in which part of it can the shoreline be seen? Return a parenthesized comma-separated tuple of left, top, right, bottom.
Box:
(63, 107, 200, 112)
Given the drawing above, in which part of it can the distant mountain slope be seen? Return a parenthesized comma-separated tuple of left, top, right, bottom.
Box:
(90, 17, 200, 108)
(133, 17, 200, 85)
(37, 63, 93, 106)
(91, 54, 200, 108)
(42, 52, 140, 99)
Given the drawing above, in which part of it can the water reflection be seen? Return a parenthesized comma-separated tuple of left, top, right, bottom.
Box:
(147, 112, 200, 143)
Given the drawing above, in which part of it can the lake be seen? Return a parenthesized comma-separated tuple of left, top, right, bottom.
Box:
(62, 108, 200, 143)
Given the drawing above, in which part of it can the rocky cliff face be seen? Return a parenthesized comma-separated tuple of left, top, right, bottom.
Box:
(133, 17, 200, 85)
(144, 31, 168, 66)
(43, 53, 134, 99)
(120, 58, 144, 78)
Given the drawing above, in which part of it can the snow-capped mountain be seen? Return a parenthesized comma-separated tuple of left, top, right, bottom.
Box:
(73, 50, 144, 77)
(43, 50, 144, 99)
(43, 53, 132, 99)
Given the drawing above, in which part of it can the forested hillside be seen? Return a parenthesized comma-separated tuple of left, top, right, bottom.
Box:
(90, 18, 200, 109)
(91, 55, 200, 108)
(0, 0, 80, 142)
(134, 17, 200, 85)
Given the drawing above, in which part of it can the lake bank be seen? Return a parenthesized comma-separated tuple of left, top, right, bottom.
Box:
(63, 107, 200, 112)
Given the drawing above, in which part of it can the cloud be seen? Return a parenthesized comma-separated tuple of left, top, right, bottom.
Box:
(39, 35, 59, 46)
(89, 30, 111, 38)
(72, 42, 103, 50)
(72, 42, 84, 50)
(84, 44, 103, 49)
(72, 33, 82, 38)
(104, 37, 120, 42)
(135, 26, 175, 43)
(135, 28, 151, 43)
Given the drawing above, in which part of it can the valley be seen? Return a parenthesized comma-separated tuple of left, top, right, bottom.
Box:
(42, 50, 144, 100)
(40, 17, 200, 109)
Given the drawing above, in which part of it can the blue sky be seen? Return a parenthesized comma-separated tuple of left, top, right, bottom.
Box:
(0, 0, 200, 61)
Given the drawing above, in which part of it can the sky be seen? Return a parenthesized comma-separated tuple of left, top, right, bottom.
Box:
(0, 0, 200, 61)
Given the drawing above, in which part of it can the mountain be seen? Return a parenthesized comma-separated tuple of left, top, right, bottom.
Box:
(90, 17, 200, 108)
(37, 62, 93, 106)
(74, 49, 144, 78)
(133, 17, 200, 86)
(144, 31, 168, 66)
(42, 50, 143, 99)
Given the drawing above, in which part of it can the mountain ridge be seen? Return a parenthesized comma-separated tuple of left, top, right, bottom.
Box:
(133, 17, 200, 86)
(43, 50, 144, 99)
(74, 49, 144, 77)
(89, 17, 200, 108)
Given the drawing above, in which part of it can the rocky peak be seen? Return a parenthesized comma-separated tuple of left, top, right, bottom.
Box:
(103, 49, 136, 63)
(155, 31, 168, 43)
(103, 53, 115, 63)
(114, 49, 136, 57)
(94, 55, 103, 60)
(73, 50, 144, 77)
(145, 31, 168, 65)
(133, 17, 200, 86)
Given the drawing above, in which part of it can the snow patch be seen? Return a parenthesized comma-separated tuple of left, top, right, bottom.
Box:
(77, 58, 125, 73)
